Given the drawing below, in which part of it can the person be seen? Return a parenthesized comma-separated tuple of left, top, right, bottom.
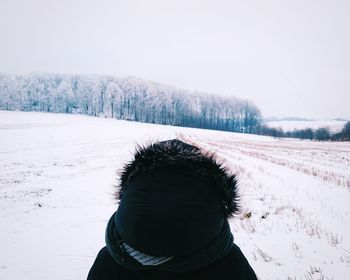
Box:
(87, 139, 257, 280)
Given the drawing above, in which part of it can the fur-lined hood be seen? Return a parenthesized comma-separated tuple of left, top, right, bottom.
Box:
(117, 139, 239, 218)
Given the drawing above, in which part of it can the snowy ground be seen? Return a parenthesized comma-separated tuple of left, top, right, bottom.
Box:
(0, 110, 349, 280)
(266, 120, 347, 133)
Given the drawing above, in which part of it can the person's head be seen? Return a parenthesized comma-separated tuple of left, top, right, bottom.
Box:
(114, 139, 239, 257)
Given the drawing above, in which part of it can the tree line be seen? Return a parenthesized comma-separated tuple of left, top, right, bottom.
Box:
(1, 73, 348, 141)
(0, 73, 262, 133)
(257, 122, 350, 141)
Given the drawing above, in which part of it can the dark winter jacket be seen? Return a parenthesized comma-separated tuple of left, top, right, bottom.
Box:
(87, 244, 257, 280)
(87, 139, 257, 280)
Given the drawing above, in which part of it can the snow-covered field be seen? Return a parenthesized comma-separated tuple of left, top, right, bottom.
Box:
(1, 110, 349, 280)
(266, 120, 347, 133)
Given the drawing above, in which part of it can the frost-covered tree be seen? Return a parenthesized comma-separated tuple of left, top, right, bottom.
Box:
(315, 127, 331, 141)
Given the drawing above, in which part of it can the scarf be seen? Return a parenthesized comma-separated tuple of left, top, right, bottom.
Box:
(105, 211, 234, 273)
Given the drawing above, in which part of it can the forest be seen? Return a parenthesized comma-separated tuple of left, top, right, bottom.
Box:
(0, 73, 262, 133)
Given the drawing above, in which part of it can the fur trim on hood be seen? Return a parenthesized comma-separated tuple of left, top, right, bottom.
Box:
(116, 139, 239, 218)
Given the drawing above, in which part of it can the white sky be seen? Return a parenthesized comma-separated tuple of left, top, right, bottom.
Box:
(0, 0, 349, 119)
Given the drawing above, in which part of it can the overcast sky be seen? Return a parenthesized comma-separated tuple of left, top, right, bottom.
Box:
(0, 0, 349, 119)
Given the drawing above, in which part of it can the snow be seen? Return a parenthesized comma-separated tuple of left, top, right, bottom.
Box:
(1, 110, 350, 280)
(266, 120, 347, 133)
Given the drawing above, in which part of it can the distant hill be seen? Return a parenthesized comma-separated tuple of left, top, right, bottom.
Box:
(264, 116, 314, 122)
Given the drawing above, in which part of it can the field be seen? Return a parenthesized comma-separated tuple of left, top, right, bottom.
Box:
(0, 110, 349, 280)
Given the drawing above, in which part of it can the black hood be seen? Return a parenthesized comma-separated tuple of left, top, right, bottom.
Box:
(114, 139, 239, 257)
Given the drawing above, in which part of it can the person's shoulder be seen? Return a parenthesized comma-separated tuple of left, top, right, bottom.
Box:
(227, 243, 251, 263)
(196, 243, 257, 279)
(87, 247, 125, 280)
